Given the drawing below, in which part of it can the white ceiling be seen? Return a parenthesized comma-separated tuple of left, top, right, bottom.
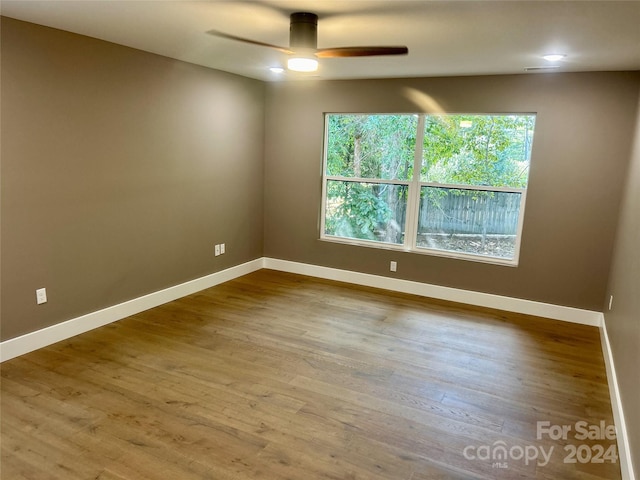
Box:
(2, 0, 639, 82)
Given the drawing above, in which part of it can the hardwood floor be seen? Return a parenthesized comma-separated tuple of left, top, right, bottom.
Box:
(1, 269, 620, 479)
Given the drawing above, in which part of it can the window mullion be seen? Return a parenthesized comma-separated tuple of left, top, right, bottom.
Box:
(403, 114, 425, 250)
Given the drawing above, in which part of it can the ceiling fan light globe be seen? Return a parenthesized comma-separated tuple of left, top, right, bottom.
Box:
(287, 57, 318, 72)
(542, 54, 566, 62)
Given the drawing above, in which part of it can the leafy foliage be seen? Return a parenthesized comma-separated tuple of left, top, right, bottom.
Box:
(325, 181, 405, 243)
(323, 113, 536, 249)
(326, 115, 417, 180)
(423, 115, 535, 188)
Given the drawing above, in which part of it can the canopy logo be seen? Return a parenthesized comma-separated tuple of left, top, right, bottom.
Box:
(463, 420, 619, 469)
(463, 441, 554, 468)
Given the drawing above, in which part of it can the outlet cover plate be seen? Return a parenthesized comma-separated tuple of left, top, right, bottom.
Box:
(36, 288, 47, 305)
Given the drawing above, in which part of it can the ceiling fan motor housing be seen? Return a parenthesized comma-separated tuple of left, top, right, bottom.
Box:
(290, 12, 318, 50)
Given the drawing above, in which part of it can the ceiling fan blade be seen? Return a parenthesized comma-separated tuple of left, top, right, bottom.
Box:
(207, 30, 292, 54)
(316, 46, 409, 58)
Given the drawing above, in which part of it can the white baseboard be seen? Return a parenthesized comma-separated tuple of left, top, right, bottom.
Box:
(600, 316, 636, 480)
(263, 258, 603, 327)
(0, 258, 264, 362)
(1, 257, 603, 362)
(1, 257, 630, 476)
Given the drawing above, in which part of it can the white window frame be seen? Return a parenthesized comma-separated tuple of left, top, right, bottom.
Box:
(320, 113, 533, 266)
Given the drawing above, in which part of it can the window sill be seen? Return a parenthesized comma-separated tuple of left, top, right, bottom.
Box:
(319, 235, 519, 267)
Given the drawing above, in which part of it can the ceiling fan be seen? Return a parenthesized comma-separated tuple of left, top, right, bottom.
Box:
(207, 12, 409, 72)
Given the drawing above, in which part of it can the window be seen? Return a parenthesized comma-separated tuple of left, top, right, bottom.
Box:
(321, 113, 536, 265)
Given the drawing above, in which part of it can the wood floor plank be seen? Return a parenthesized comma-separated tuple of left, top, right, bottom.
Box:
(1, 269, 620, 479)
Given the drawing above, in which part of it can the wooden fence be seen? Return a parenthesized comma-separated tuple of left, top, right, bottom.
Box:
(414, 189, 522, 235)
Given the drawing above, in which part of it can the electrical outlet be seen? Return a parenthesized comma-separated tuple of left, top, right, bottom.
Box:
(214, 244, 221, 256)
(36, 288, 47, 305)
(390, 261, 397, 272)
(220, 243, 226, 255)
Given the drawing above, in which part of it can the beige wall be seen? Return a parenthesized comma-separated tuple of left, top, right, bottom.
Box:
(264, 73, 640, 311)
(1, 18, 265, 340)
(1, 15, 639, 477)
(605, 87, 640, 476)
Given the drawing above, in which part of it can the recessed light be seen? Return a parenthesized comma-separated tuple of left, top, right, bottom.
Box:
(269, 66, 285, 74)
(542, 54, 566, 62)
